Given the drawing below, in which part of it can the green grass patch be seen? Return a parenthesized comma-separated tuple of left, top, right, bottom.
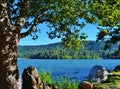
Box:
(39, 70, 120, 89)
(39, 69, 53, 84)
(93, 71, 120, 89)
(39, 70, 79, 89)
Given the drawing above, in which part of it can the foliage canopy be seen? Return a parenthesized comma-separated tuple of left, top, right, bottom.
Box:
(84, 0, 120, 50)
(1, 0, 120, 50)
(2, 0, 89, 50)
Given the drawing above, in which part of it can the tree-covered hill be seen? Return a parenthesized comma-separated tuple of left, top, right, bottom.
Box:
(18, 41, 117, 59)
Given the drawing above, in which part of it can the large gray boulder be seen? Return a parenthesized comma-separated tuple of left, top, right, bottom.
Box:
(88, 65, 109, 82)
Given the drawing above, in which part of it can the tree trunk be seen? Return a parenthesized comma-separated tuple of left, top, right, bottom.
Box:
(0, 2, 22, 89)
(0, 31, 22, 89)
(0, 30, 22, 89)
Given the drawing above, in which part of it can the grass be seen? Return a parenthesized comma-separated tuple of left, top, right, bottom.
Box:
(93, 71, 120, 89)
(55, 76, 79, 89)
(39, 70, 120, 89)
(39, 69, 79, 89)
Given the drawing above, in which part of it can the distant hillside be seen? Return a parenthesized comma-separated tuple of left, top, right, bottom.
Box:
(106, 49, 120, 59)
(18, 41, 116, 59)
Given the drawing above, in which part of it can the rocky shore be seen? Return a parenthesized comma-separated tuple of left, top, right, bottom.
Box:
(22, 66, 58, 89)
(79, 65, 120, 89)
(22, 65, 120, 89)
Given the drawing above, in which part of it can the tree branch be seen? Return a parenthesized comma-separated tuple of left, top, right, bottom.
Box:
(19, 12, 51, 39)
(15, 1, 30, 31)
(19, 20, 37, 39)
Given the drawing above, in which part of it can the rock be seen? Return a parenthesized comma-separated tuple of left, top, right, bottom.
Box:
(114, 65, 120, 72)
(22, 66, 58, 89)
(89, 65, 109, 82)
(78, 81, 93, 89)
(22, 66, 43, 89)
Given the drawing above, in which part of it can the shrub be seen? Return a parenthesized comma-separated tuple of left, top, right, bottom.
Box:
(39, 69, 53, 84)
(39, 70, 79, 89)
(55, 76, 79, 89)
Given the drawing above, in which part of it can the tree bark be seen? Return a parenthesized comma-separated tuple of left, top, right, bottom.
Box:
(0, 31, 22, 89)
(0, 2, 22, 89)
(0, 33, 22, 89)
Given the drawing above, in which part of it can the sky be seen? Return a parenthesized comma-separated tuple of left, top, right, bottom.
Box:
(19, 23, 99, 46)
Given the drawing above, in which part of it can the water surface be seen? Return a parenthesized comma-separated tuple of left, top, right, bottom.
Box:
(18, 59, 120, 81)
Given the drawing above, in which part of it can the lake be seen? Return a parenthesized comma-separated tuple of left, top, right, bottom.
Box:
(18, 59, 120, 81)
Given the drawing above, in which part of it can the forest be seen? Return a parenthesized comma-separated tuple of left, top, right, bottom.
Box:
(18, 41, 118, 59)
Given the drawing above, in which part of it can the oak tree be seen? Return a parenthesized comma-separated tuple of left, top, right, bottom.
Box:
(0, 0, 87, 88)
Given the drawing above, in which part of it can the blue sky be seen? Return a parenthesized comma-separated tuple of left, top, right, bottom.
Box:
(19, 23, 99, 45)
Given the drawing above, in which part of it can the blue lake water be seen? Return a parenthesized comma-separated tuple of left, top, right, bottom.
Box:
(18, 59, 120, 81)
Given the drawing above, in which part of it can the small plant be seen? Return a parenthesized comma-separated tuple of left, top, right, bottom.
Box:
(55, 76, 79, 89)
(39, 70, 79, 89)
(39, 69, 53, 84)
